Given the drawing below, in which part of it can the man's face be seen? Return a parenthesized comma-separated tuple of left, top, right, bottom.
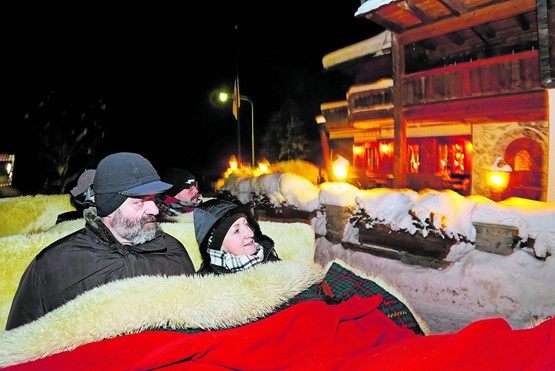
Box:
(174, 182, 200, 203)
(111, 195, 159, 244)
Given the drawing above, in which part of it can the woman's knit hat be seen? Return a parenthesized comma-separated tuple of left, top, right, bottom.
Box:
(194, 199, 261, 249)
(194, 199, 277, 271)
(206, 212, 248, 250)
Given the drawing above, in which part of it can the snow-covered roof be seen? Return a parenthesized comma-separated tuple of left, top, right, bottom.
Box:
(355, 0, 397, 17)
(347, 78, 393, 95)
(322, 30, 391, 69)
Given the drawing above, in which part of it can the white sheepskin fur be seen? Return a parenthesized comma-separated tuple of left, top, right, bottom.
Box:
(0, 219, 316, 329)
(0, 260, 326, 367)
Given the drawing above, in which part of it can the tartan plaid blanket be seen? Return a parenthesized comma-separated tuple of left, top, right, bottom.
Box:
(322, 261, 425, 335)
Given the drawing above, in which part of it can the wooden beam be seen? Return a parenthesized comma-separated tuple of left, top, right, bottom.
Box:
(403, 0, 463, 50)
(447, 32, 466, 45)
(401, 1, 433, 23)
(515, 14, 531, 30)
(401, 91, 548, 122)
(470, 28, 492, 46)
(550, 0, 555, 83)
(399, 0, 536, 45)
(318, 123, 332, 183)
(438, 0, 495, 48)
(536, 0, 555, 87)
(437, 0, 467, 15)
(368, 12, 404, 34)
(392, 33, 407, 188)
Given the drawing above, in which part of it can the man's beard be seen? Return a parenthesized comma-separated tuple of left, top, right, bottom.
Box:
(112, 210, 158, 245)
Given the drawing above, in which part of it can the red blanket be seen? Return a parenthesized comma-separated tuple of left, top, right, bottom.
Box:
(7, 295, 555, 370)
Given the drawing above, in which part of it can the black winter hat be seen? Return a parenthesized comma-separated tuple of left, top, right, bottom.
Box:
(194, 199, 262, 248)
(194, 199, 241, 248)
(93, 152, 171, 216)
(162, 168, 196, 197)
(207, 212, 248, 250)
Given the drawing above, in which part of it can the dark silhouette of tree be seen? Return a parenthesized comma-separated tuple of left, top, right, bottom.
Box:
(260, 100, 311, 162)
(23, 89, 105, 194)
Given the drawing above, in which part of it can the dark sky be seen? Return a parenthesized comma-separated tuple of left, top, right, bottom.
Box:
(3, 3, 382, 192)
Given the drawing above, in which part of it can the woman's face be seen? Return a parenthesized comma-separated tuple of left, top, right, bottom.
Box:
(221, 216, 256, 256)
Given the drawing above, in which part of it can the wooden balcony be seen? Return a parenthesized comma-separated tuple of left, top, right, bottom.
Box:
(323, 50, 546, 126)
(403, 50, 542, 106)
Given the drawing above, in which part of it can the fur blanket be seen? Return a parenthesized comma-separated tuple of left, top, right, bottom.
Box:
(0, 260, 326, 367)
(0, 194, 74, 237)
(0, 218, 316, 328)
(1, 259, 554, 370)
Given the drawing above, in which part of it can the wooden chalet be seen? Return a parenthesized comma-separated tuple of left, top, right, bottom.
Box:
(318, 0, 555, 202)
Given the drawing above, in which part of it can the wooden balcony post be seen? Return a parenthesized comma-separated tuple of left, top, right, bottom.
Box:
(393, 33, 407, 188)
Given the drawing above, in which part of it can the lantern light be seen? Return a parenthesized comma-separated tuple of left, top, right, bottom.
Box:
(333, 155, 349, 181)
(229, 155, 238, 172)
(487, 157, 512, 201)
(258, 159, 270, 173)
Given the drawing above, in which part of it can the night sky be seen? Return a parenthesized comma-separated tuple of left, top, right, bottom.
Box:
(3, 3, 382, 193)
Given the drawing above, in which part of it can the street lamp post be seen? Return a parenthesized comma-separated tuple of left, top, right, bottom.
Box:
(219, 92, 255, 168)
(241, 96, 255, 168)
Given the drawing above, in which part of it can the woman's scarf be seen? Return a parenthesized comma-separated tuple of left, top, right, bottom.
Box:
(207, 243, 265, 272)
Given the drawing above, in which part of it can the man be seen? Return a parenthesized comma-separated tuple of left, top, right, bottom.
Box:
(156, 168, 203, 221)
(6, 152, 197, 330)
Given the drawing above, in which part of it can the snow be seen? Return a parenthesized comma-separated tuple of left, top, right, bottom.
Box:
(220, 172, 555, 334)
(355, 0, 397, 17)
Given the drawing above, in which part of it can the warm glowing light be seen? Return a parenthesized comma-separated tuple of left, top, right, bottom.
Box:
(488, 171, 510, 188)
(465, 141, 473, 153)
(219, 92, 230, 102)
(487, 157, 512, 200)
(229, 155, 238, 171)
(333, 165, 348, 180)
(353, 146, 364, 155)
(0, 153, 15, 187)
(258, 159, 270, 173)
(333, 155, 349, 181)
(380, 143, 390, 154)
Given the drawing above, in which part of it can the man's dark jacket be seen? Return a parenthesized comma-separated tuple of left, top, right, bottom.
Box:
(6, 208, 196, 330)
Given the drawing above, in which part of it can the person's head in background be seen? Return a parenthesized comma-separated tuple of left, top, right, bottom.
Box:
(56, 169, 96, 224)
(70, 169, 96, 207)
(194, 199, 280, 274)
(93, 152, 172, 245)
(162, 168, 202, 204)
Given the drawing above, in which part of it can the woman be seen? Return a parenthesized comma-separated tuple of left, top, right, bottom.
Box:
(193, 198, 425, 335)
(193, 198, 280, 274)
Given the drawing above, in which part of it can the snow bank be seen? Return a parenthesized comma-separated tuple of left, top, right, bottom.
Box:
(221, 172, 555, 257)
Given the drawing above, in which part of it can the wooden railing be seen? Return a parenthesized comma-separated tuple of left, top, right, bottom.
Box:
(402, 50, 541, 106)
(322, 50, 543, 125)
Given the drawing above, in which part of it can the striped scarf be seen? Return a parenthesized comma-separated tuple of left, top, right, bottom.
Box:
(207, 243, 265, 272)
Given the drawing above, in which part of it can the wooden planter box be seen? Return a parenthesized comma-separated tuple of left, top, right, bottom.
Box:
(473, 222, 518, 255)
(356, 223, 455, 260)
(254, 207, 314, 225)
(323, 204, 355, 244)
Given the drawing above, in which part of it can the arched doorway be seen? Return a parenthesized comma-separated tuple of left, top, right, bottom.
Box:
(504, 138, 542, 200)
